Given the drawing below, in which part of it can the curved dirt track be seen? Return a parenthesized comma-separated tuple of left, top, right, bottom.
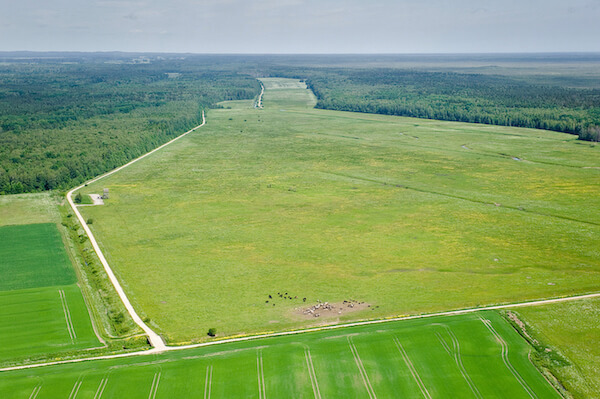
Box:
(66, 112, 205, 351)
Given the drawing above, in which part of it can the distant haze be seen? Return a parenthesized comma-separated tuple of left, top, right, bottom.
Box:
(1, 0, 600, 53)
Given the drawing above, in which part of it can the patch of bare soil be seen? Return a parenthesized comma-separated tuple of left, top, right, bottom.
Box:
(294, 299, 372, 321)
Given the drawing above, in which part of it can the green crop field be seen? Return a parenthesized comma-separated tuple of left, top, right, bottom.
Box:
(77, 77, 600, 343)
(0, 311, 560, 398)
(0, 197, 101, 363)
(0, 223, 76, 291)
(516, 298, 600, 398)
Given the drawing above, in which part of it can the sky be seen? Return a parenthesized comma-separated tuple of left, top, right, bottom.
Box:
(1, 0, 600, 53)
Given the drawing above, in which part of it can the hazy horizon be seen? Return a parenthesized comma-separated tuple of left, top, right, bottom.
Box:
(1, 0, 599, 54)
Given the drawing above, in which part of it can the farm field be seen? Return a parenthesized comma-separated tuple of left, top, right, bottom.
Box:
(0, 311, 560, 398)
(0, 284, 100, 362)
(516, 297, 600, 398)
(0, 193, 58, 227)
(0, 196, 101, 364)
(77, 77, 600, 343)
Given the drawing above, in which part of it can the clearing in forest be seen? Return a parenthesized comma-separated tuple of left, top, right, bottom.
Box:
(78, 78, 600, 343)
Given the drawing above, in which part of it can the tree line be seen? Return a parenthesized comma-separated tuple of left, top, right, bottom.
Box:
(269, 67, 600, 141)
(0, 58, 260, 194)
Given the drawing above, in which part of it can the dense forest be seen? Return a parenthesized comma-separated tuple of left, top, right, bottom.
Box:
(269, 67, 600, 142)
(0, 57, 260, 194)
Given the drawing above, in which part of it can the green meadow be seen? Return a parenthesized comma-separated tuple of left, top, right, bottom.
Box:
(516, 298, 600, 398)
(77, 78, 600, 343)
(0, 193, 58, 227)
(0, 196, 101, 364)
(0, 311, 560, 398)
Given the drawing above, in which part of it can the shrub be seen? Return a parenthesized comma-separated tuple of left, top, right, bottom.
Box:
(86, 218, 93, 224)
(207, 328, 217, 337)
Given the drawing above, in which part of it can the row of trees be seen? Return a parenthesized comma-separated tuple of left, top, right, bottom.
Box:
(270, 67, 600, 141)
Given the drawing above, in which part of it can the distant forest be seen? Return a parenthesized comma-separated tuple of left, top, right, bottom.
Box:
(2, 53, 600, 195)
(270, 67, 600, 142)
(0, 57, 260, 194)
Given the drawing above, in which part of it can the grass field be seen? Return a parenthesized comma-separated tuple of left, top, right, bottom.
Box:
(0, 311, 560, 398)
(0, 223, 76, 291)
(0, 193, 58, 227)
(516, 298, 600, 398)
(77, 78, 600, 343)
(0, 196, 101, 363)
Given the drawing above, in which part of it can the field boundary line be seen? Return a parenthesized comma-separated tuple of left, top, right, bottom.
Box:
(435, 332, 452, 356)
(326, 171, 600, 227)
(480, 317, 537, 399)
(59, 289, 77, 342)
(94, 377, 109, 399)
(148, 371, 161, 399)
(304, 347, 322, 399)
(28, 384, 42, 399)
(67, 112, 205, 351)
(393, 337, 432, 399)
(68, 376, 83, 399)
(257, 349, 266, 399)
(4, 290, 600, 372)
(348, 336, 377, 399)
(204, 365, 213, 399)
(433, 324, 482, 398)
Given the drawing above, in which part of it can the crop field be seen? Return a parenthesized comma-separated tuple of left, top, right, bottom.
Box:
(0, 198, 101, 363)
(516, 298, 600, 398)
(0, 311, 559, 398)
(0, 285, 100, 362)
(77, 78, 600, 343)
(0, 223, 76, 291)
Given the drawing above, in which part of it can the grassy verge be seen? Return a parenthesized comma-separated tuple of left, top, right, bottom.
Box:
(509, 299, 600, 399)
(58, 200, 145, 341)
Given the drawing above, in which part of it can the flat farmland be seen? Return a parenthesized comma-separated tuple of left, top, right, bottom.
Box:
(0, 199, 101, 363)
(78, 78, 600, 343)
(0, 223, 76, 291)
(516, 297, 600, 398)
(0, 193, 58, 227)
(0, 285, 100, 362)
(0, 311, 560, 398)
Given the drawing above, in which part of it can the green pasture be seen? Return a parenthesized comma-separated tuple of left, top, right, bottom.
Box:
(0, 311, 559, 398)
(516, 298, 600, 398)
(0, 199, 101, 363)
(0, 285, 101, 363)
(0, 223, 76, 291)
(0, 193, 58, 227)
(78, 78, 600, 343)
